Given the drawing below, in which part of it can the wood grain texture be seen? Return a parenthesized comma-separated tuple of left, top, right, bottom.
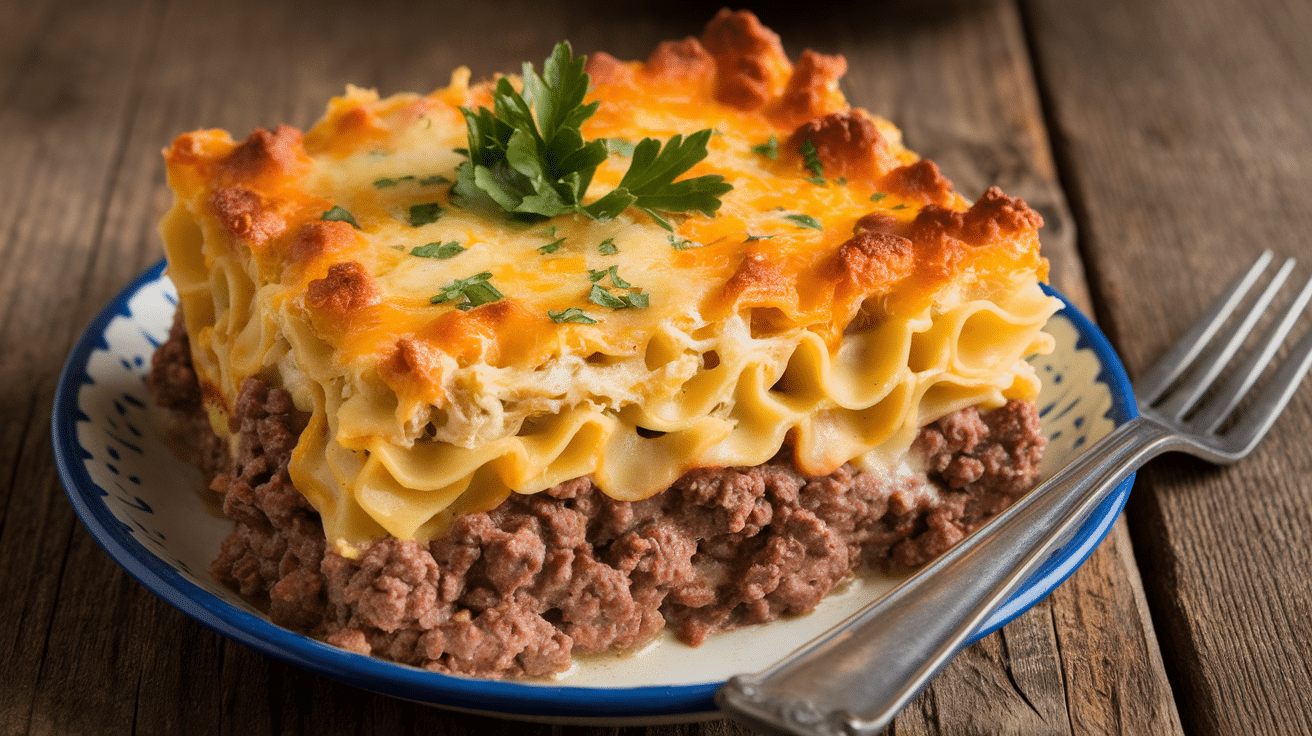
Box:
(1023, 0, 1312, 732)
(0, 0, 1188, 733)
(0, 1, 169, 734)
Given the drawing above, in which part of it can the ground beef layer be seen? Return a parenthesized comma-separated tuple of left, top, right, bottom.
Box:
(149, 316, 1044, 679)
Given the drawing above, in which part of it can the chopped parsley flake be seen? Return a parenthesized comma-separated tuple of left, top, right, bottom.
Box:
(589, 283, 647, 310)
(870, 192, 888, 202)
(669, 234, 700, 250)
(589, 283, 628, 309)
(418, 174, 451, 186)
(784, 213, 823, 230)
(548, 307, 598, 324)
(409, 202, 445, 226)
(410, 241, 464, 259)
(430, 272, 503, 310)
(538, 237, 566, 254)
(891, 203, 909, 210)
(752, 135, 779, 160)
(321, 205, 360, 229)
(805, 176, 827, 186)
(744, 233, 776, 242)
(598, 238, 619, 255)
(587, 265, 631, 288)
(586, 261, 648, 310)
(800, 139, 824, 179)
(373, 175, 415, 188)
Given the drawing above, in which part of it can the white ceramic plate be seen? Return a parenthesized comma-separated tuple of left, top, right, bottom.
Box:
(53, 262, 1136, 724)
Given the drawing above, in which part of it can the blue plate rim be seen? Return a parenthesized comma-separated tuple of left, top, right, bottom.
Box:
(52, 262, 1136, 719)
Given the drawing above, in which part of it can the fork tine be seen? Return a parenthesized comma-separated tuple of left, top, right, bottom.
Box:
(1217, 324, 1312, 460)
(1137, 251, 1274, 404)
(1155, 257, 1295, 419)
(1191, 273, 1312, 433)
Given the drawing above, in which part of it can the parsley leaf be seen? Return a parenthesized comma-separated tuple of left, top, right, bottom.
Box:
(784, 213, 823, 230)
(752, 135, 779, 160)
(585, 130, 733, 229)
(409, 202, 445, 226)
(598, 238, 619, 255)
(549, 307, 598, 324)
(454, 42, 732, 228)
(608, 138, 636, 156)
(321, 205, 360, 229)
(430, 272, 503, 309)
(411, 241, 464, 259)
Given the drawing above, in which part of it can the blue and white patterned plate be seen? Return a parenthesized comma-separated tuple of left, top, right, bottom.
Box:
(52, 261, 1136, 724)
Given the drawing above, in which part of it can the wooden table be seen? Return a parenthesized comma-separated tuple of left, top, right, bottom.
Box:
(4, 0, 1311, 733)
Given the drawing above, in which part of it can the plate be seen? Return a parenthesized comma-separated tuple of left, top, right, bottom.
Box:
(52, 261, 1136, 724)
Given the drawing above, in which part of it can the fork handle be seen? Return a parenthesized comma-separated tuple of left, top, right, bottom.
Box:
(716, 416, 1177, 736)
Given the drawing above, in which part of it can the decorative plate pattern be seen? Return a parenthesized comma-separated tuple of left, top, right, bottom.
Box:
(53, 262, 1136, 723)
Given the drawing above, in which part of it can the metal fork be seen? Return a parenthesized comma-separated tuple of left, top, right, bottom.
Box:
(717, 251, 1312, 736)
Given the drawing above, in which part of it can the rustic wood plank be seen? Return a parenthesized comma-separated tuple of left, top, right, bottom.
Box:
(790, 2, 1177, 732)
(0, 0, 172, 733)
(1022, 0, 1312, 732)
(0, 0, 1182, 733)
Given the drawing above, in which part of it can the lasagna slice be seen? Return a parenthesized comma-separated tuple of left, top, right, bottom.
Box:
(151, 10, 1059, 678)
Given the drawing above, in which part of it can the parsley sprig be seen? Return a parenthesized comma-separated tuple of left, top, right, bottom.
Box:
(454, 42, 732, 230)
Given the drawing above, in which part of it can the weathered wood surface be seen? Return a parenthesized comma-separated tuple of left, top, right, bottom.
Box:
(0, 0, 1305, 732)
(1024, 0, 1312, 733)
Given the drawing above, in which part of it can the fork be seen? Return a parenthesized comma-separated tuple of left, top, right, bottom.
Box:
(716, 251, 1312, 736)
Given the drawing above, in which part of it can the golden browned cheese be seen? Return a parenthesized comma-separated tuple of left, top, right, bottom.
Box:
(159, 11, 1058, 553)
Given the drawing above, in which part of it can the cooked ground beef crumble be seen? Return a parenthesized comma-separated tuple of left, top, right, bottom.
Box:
(149, 313, 1045, 679)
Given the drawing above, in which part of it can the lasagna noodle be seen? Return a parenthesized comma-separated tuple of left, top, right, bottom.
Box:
(159, 39, 1060, 552)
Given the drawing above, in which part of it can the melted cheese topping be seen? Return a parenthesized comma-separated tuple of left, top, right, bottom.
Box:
(159, 28, 1059, 551)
